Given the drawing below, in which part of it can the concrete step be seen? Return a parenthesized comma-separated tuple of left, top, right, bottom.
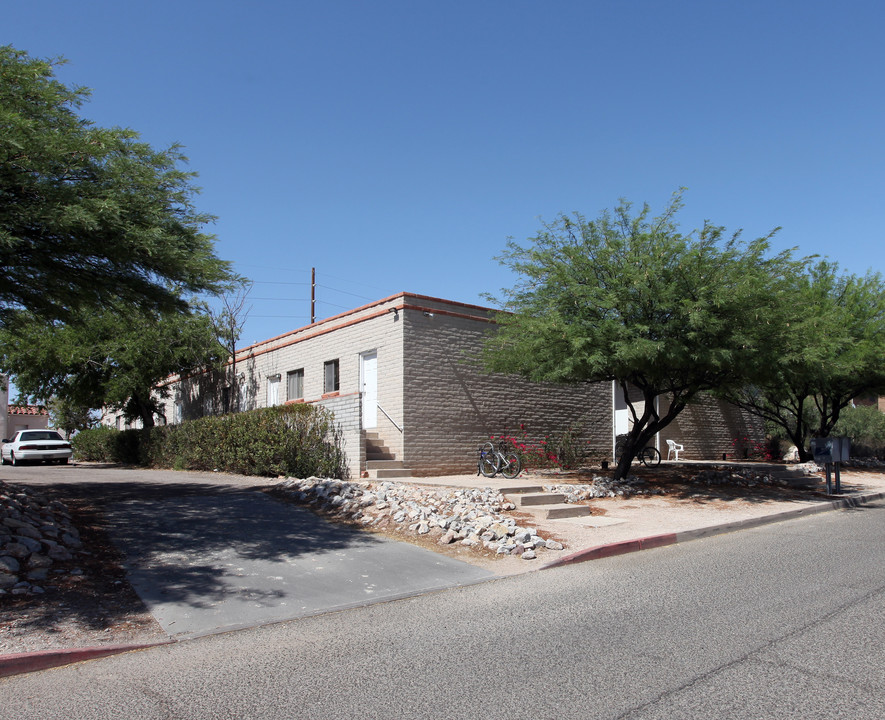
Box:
(366, 459, 405, 469)
(533, 503, 594, 520)
(513, 493, 566, 507)
(769, 470, 822, 489)
(497, 485, 546, 495)
(370, 468, 414, 479)
(365, 459, 413, 479)
(365, 434, 390, 450)
(366, 452, 396, 461)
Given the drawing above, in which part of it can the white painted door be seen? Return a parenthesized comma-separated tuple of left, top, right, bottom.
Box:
(267, 376, 280, 407)
(360, 351, 378, 429)
(614, 381, 630, 436)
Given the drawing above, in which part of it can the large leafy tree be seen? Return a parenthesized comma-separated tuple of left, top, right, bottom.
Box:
(0, 45, 233, 325)
(1, 304, 226, 428)
(719, 262, 885, 460)
(484, 192, 802, 479)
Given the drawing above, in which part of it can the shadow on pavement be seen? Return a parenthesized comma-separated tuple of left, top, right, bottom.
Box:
(1, 473, 384, 641)
(47, 479, 382, 609)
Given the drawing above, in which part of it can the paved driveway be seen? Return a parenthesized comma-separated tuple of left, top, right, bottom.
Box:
(4, 464, 495, 639)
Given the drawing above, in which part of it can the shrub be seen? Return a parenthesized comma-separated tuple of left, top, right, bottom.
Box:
(72, 426, 141, 463)
(71, 426, 118, 462)
(833, 405, 885, 458)
(73, 404, 348, 478)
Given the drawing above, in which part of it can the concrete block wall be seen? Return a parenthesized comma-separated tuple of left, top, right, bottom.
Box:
(661, 394, 765, 460)
(236, 298, 404, 463)
(154, 295, 407, 474)
(314, 391, 362, 479)
(400, 300, 612, 476)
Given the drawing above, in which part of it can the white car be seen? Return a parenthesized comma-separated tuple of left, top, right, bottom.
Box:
(1, 429, 73, 466)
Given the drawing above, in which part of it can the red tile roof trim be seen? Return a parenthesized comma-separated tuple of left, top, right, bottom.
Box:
(8, 406, 48, 416)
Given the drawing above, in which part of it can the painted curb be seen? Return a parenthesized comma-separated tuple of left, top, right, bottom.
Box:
(542, 490, 885, 571)
(0, 641, 173, 679)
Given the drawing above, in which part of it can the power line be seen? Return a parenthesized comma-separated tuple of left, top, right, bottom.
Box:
(316, 300, 353, 310)
(316, 284, 375, 301)
(317, 272, 390, 294)
(237, 264, 388, 293)
(250, 314, 309, 319)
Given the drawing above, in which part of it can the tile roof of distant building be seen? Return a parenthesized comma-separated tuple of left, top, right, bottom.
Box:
(8, 405, 49, 416)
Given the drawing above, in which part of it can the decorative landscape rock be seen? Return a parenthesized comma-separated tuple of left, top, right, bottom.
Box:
(0, 480, 85, 596)
(543, 475, 654, 501)
(275, 477, 561, 559)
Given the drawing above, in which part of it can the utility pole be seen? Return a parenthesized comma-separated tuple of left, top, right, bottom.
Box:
(311, 267, 316, 324)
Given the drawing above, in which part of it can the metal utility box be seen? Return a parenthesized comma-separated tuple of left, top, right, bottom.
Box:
(810, 436, 850, 464)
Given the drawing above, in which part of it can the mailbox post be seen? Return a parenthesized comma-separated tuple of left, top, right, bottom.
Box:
(810, 437, 850, 494)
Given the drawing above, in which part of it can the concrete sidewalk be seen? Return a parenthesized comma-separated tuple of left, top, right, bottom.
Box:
(3, 461, 884, 679)
(407, 461, 885, 571)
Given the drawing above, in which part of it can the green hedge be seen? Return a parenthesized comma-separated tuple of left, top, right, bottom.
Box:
(72, 404, 348, 478)
(70, 425, 131, 463)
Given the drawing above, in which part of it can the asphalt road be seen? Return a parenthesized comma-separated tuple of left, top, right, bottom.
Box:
(2, 494, 883, 719)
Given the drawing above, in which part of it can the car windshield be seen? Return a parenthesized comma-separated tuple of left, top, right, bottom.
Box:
(19, 431, 64, 441)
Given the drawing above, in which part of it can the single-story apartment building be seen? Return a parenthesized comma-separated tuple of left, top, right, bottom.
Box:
(102, 292, 763, 477)
(0, 375, 51, 439)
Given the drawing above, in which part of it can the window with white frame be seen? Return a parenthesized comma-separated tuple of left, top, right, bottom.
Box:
(287, 369, 304, 401)
(267, 374, 281, 406)
(323, 360, 339, 393)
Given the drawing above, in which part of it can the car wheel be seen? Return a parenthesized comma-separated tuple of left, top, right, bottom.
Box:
(1, 455, 8, 466)
(11, 452, 19, 466)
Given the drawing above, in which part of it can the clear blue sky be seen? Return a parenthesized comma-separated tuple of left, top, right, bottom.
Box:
(6, 0, 884, 347)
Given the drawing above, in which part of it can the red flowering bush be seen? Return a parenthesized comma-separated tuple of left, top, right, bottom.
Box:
(730, 436, 780, 462)
(490, 425, 594, 470)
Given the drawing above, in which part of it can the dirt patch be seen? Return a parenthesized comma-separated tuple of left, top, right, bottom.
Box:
(0, 490, 166, 655)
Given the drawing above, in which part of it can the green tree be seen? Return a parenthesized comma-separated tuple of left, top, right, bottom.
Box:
(1, 303, 226, 428)
(47, 396, 96, 437)
(720, 262, 885, 460)
(483, 192, 801, 479)
(0, 45, 233, 325)
(833, 404, 885, 455)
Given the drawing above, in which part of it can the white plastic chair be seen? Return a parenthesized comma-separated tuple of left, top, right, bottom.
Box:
(666, 439, 684, 460)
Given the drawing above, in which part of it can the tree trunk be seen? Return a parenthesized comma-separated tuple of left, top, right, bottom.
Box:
(611, 383, 690, 480)
(230, 354, 238, 413)
(784, 424, 811, 462)
(129, 393, 155, 429)
(613, 452, 634, 481)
